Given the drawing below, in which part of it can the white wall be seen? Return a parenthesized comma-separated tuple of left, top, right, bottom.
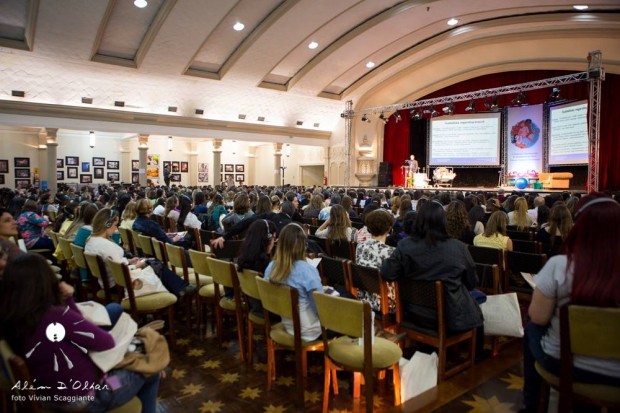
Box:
(0, 129, 39, 188)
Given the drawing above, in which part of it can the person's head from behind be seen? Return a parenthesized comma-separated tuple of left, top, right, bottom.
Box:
(0, 208, 18, 239)
(310, 194, 324, 210)
(82, 203, 99, 225)
(233, 192, 250, 215)
(135, 198, 153, 216)
(22, 199, 38, 213)
(280, 201, 295, 217)
(255, 194, 272, 214)
(415, 201, 449, 245)
(402, 211, 418, 236)
(237, 219, 276, 271)
(563, 195, 620, 306)
(484, 211, 508, 237)
(0, 254, 62, 349)
(270, 223, 307, 283)
(328, 204, 350, 233)
(121, 201, 137, 221)
(365, 209, 394, 237)
(536, 204, 550, 228)
(514, 197, 528, 214)
(91, 208, 119, 237)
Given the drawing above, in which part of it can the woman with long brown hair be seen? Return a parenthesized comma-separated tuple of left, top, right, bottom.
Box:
(473, 210, 513, 251)
(535, 203, 573, 256)
(314, 204, 354, 241)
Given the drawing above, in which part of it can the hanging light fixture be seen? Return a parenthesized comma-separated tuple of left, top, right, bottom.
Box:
(465, 99, 476, 112)
(394, 112, 402, 123)
(89, 131, 96, 148)
(361, 114, 371, 123)
(430, 107, 439, 117)
(167, 136, 173, 152)
(442, 103, 455, 115)
(378, 112, 388, 123)
(511, 92, 526, 106)
(548, 87, 561, 102)
(485, 96, 500, 111)
(410, 108, 421, 119)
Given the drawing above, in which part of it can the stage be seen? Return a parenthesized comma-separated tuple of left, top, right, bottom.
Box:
(351, 185, 587, 196)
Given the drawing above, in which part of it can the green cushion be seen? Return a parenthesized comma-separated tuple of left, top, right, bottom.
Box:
(269, 323, 322, 348)
(199, 283, 225, 298)
(122, 292, 177, 311)
(96, 290, 121, 302)
(175, 267, 195, 277)
(219, 297, 236, 311)
(328, 336, 402, 370)
(189, 273, 212, 286)
(248, 312, 265, 325)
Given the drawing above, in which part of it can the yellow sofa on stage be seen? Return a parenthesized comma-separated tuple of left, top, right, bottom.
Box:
(538, 172, 573, 189)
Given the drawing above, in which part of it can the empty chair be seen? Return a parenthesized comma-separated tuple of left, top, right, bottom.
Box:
(507, 229, 534, 241)
(327, 239, 355, 260)
(317, 254, 350, 294)
(468, 244, 505, 273)
(512, 239, 540, 253)
(314, 293, 402, 413)
(503, 250, 547, 300)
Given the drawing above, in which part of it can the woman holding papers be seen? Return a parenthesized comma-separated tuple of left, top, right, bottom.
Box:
(0, 254, 160, 413)
(520, 194, 620, 412)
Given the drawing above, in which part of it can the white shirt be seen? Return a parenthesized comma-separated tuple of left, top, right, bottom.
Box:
(153, 205, 165, 216)
(84, 236, 128, 288)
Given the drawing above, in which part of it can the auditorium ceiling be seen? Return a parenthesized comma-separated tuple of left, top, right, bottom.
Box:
(0, 0, 618, 144)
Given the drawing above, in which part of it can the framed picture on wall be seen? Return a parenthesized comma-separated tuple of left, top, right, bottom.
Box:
(57, 171, 64, 181)
(107, 160, 119, 170)
(81, 162, 90, 172)
(66, 156, 79, 166)
(14, 157, 30, 168)
(0, 160, 8, 173)
(94, 168, 104, 179)
(163, 161, 171, 170)
(132, 173, 139, 183)
(0, 175, 4, 185)
(224, 173, 234, 181)
(80, 174, 92, 184)
(172, 162, 180, 172)
(198, 172, 208, 182)
(235, 173, 244, 182)
(15, 179, 30, 188)
(170, 173, 181, 182)
(235, 164, 244, 172)
(132, 160, 139, 171)
(224, 164, 234, 172)
(67, 167, 78, 179)
(93, 157, 105, 167)
(15, 169, 30, 178)
(180, 162, 188, 173)
(56, 159, 64, 168)
(107, 172, 120, 181)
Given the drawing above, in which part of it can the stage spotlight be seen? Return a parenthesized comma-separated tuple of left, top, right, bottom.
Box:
(549, 87, 561, 102)
(361, 114, 371, 123)
(394, 112, 402, 123)
(430, 107, 439, 117)
(465, 99, 476, 112)
(442, 103, 455, 115)
(422, 107, 432, 115)
(485, 96, 499, 111)
(379, 112, 388, 123)
(511, 92, 526, 106)
(410, 108, 421, 119)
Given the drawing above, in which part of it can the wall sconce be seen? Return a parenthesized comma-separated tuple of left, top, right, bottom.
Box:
(284, 144, 291, 157)
(89, 131, 96, 148)
(167, 136, 173, 152)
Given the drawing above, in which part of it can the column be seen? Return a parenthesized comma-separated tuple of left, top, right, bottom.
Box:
(120, 140, 131, 183)
(274, 143, 282, 187)
(247, 146, 257, 185)
(138, 134, 148, 187)
(213, 139, 222, 186)
(189, 142, 198, 186)
(45, 128, 58, 196)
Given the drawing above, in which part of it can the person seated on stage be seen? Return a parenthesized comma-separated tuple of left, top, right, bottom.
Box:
(473, 211, 513, 251)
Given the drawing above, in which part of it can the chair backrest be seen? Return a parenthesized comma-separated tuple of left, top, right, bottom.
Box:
(327, 239, 354, 260)
(317, 254, 350, 291)
(70, 243, 88, 271)
(48, 230, 59, 249)
(106, 259, 136, 317)
(188, 249, 212, 277)
(236, 268, 262, 301)
(475, 263, 500, 295)
(137, 234, 155, 257)
(468, 244, 504, 272)
(512, 239, 539, 253)
(166, 243, 189, 282)
(0, 339, 42, 413)
(186, 226, 203, 252)
(206, 256, 237, 289)
(348, 262, 390, 326)
(213, 239, 244, 261)
(351, 221, 364, 230)
(308, 235, 327, 255)
(313, 292, 367, 339)
(57, 237, 74, 261)
(84, 252, 114, 302)
(255, 277, 296, 320)
(166, 217, 176, 233)
(130, 230, 143, 255)
(118, 227, 135, 255)
(151, 238, 168, 265)
(507, 229, 533, 241)
(395, 279, 444, 333)
(504, 250, 547, 293)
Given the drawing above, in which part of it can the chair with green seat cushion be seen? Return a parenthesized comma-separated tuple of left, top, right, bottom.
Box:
(536, 305, 620, 412)
(137, 234, 155, 257)
(187, 249, 217, 337)
(236, 268, 266, 364)
(69, 243, 96, 301)
(84, 251, 121, 303)
(255, 277, 324, 408)
(151, 238, 169, 268)
(313, 292, 402, 413)
(118, 227, 137, 256)
(106, 258, 178, 348)
(206, 257, 246, 361)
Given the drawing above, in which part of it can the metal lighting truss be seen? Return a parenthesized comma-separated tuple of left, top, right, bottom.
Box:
(342, 51, 603, 191)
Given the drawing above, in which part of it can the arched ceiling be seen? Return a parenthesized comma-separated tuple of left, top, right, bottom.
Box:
(0, 0, 618, 143)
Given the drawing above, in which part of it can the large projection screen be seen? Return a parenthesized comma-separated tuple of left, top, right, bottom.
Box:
(548, 100, 589, 165)
(429, 113, 501, 166)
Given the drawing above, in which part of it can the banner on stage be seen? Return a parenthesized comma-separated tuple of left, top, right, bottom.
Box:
(506, 104, 543, 180)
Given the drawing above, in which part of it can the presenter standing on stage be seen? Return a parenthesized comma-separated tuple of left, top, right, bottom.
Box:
(404, 154, 419, 188)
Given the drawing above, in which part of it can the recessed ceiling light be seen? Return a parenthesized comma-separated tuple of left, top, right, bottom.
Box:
(133, 0, 147, 8)
(296, 121, 303, 126)
(257, 116, 265, 122)
(447, 18, 459, 26)
(238, 114, 246, 120)
(195, 109, 204, 115)
(168, 106, 177, 113)
(573, 5, 588, 10)
(233, 22, 245, 31)
(366, 61, 375, 69)
(308, 41, 318, 49)
(313, 122, 320, 128)
(81, 97, 93, 104)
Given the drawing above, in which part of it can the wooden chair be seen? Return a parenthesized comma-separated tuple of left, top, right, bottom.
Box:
(308, 235, 327, 255)
(187, 249, 218, 337)
(212, 239, 244, 261)
(236, 268, 266, 365)
(48, 229, 59, 250)
(475, 263, 502, 355)
(503, 251, 547, 302)
(136, 234, 155, 257)
(129, 230, 143, 256)
(395, 280, 477, 382)
(536, 305, 620, 412)
(166, 217, 176, 233)
(118, 227, 138, 256)
(317, 254, 350, 293)
(351, 220, 364, 230)
(512, 239, 540, 253)
(507, 229, 534, 241)
(314, 293, 402, 413)
(106, 259, 178, 347)
(468, 244, 505, 275)
(151, 238, 169, 268)
(206, 257, 246, 361)
(166, 243, 203, 327)
(347, 261, 393, 330)
(185, 226, 203, 252)
(84, 252, 121, 304)
(69, 243, 96, 301)
(255, 277, 324, 408)
(326, 239, 355, 260)
(0, 339, 142, 413)
(56, 235, 75, 281)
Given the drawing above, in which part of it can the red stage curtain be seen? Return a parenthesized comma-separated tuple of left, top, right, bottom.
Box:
(382, 110, 410, 186)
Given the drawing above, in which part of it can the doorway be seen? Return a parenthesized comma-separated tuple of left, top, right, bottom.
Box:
(300, 165, 324, 186)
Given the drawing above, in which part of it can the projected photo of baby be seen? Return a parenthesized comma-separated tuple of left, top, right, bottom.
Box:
(510, 119, 540, 149)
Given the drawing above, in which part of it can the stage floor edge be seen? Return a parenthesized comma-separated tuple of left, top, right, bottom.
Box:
(347, 185, 586, 195)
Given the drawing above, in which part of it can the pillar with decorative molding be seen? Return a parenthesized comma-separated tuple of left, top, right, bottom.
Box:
(189, 142, 198, 186)
(44, 128, 58, 195)
(247, 146, 256, 185)
(274, 143, 282, 187)
(138, 134, 148, 186)
(213, 139, 222, 187)
(120, 140, 131, 183)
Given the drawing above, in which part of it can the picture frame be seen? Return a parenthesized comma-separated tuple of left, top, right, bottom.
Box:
(107, 172, 120, 182)
(66, 156, 79, 166)
(235, 173, 244, 182)
(172, 161, 180, 173)
(170, 173, 181, 182)
(56, 159, 64, 169)
(14, 157, 30, 168)
(0, 160, 8, 173)
(81, 162, 90, 173)
(131, 173, 139, 183)
(198, 172, 208, 182)
(132, 160, 139, 171)
(0, 175, 4, 185)
(80, 174, 92, 184)
(15, 169, 30, 178)
(15, 179, 30, 188)
(93, 157, 105, 167)
(224, 164, 234, 172)
(224, 173, 234, 181)
(163, 161, 171, 170)
(107, 160, 119, 170)
(235, 164, 244, 173)
(94, 167, 104, 179)
(57, 171, 64, 181)
(180, 162, 188, 173)
(198, 162, 208, 173)
(67, 167, 78, 179)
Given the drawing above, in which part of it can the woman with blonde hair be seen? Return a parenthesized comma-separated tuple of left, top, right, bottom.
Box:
(120, 200, 137, 230)
(302, 194, 323, 218)
(163, 195, 178, 223)
(265, 223, 323, 341)
(508, 197, 533, 230)
(473, 210, 513, 251)
(314, 204, 354, 241)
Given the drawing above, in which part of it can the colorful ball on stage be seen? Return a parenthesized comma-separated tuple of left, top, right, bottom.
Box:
(515, 177, 528, 189)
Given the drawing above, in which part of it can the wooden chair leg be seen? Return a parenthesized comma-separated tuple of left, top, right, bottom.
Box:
(215, 306, 223, 346)
(166, 306, 176, 348)
(353, 372, 362, 399)
(364, 371, 374, 413)
(393, 364, 401, 406)
(537, 379, 550, 413)
(235, 310, 246, 363)
(266, 339, 275, 390)
(323, 359, 331, 413)
(246, 321, 254, 365)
